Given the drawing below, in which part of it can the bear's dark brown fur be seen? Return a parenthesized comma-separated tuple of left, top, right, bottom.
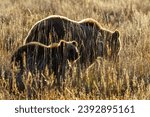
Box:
(11, 40, 79, 92)
(24, 15, 121, 65)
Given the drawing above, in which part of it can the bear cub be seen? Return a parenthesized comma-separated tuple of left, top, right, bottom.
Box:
(11, 40, 79, 92)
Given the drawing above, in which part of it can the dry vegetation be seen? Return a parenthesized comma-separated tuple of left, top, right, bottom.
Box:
(0, 0, 150, 100)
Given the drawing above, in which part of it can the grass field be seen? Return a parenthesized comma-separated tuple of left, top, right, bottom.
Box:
(0, 0, 150, 99)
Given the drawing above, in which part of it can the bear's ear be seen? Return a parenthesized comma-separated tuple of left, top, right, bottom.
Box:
(71, 41, 78, 47)
(59, 40, 66, 47)
(112, 30, 120, 38)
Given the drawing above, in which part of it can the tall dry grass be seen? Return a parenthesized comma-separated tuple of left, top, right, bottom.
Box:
(0, 0, 150, 99)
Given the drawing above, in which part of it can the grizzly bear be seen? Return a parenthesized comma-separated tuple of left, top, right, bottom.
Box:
(11, 40, 79, 92)
(24, 15, 121, 65)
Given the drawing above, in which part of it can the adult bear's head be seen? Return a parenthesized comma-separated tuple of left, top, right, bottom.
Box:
(79, 18, 121, 61)
(99, 30, 121, 60)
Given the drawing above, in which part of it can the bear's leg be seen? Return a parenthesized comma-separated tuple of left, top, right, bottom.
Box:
(9, 76, 13, 94)
(16, 69, 25, 92)
(56, 71, 61, 90)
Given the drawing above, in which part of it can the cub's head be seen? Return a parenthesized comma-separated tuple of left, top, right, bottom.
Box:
(59, 40, 79, 62)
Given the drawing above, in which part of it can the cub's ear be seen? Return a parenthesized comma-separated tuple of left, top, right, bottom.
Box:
(59, 40, 66, 47)
(112, 30, 120, 38)
(71, 41, 78, 47)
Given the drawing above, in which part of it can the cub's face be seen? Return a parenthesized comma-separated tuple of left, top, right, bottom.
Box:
(66, 41, 79, 62)
(59, 40, 79, 62)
